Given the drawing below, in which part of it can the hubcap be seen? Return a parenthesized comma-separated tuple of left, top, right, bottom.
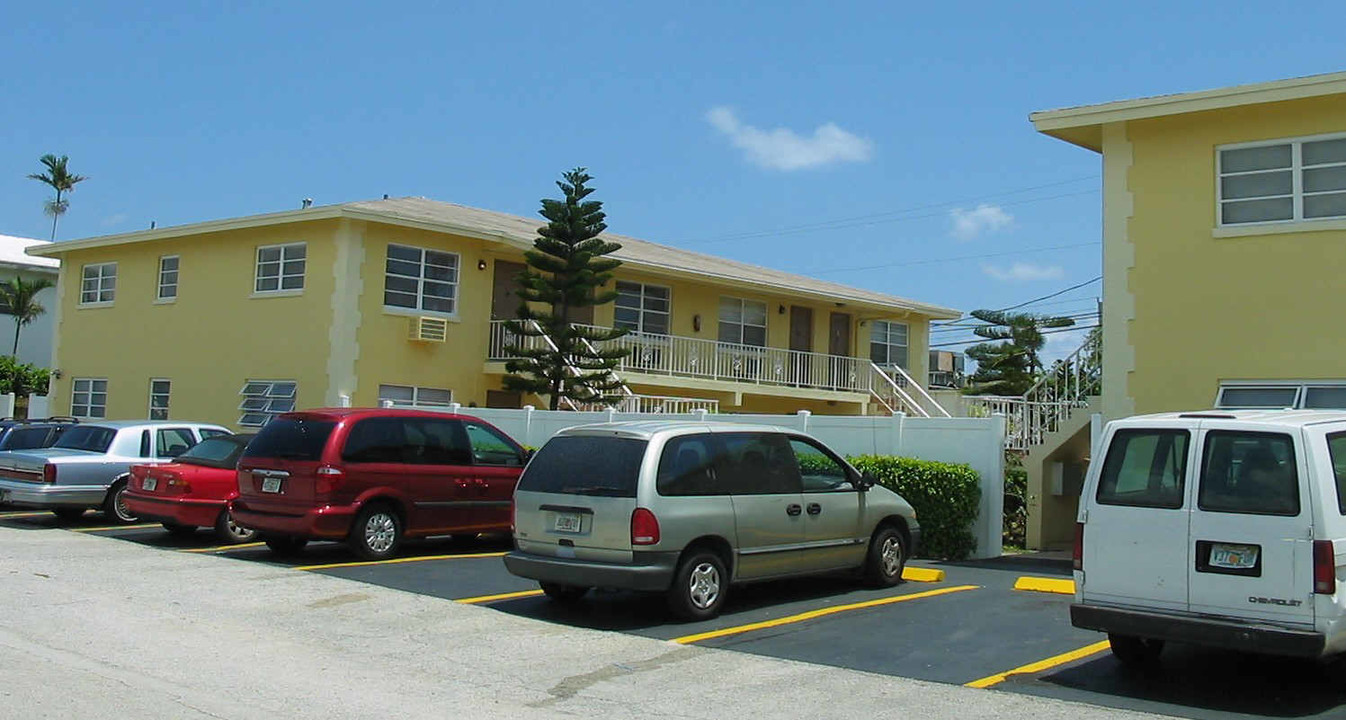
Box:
(225, 513, 254, 540)
(687, 562, 721, 609)
(114, 487, 135, 522)
(364, 512, 397, 553)
(880, 536, 902, 577)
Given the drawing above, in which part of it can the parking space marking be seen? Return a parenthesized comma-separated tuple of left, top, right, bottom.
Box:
(1012, 577, 1076, 595)
(456, 589, 546, 604)
(71, 523, 160, 532)
(181, 541, 267, 554)
(293, 551, 508, 571)
(902, 567, 945, 582)
(964, 639, 1111, 689)
(0, 511, 50, 519)
(671, 585, 980, 645)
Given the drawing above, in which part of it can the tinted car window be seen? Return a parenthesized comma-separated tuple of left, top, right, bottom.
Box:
(657, 434, 724, 496)
(178, 436, 252, 469)
(788, 438, 852, 492)
(3, 426, 54, 451)
(404, 418, 471, 465)
(717, 432, 801, 495)
(54, 426, 117, 453)
(1096, 429, 1189, 509)
(1199, 431, 1299, 516)
(463, 421, 523, 466)
(342, 417, 408, 463)
(242, 418, 337, 461)
(518, 435, 647, 497)
(1329, 432, 1346, 514)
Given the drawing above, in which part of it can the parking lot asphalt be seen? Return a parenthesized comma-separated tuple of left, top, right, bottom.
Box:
(7, 507, 1346, 719)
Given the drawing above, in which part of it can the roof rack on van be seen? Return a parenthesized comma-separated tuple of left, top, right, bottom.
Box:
(1177, 412, 1236, 419)
(42, 416, 80, 423)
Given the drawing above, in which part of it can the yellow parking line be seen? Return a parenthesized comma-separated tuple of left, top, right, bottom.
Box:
(0, 511, 50, 519)
(71, 523, 160, 532)
(294, 551, 507, 571)
(672, 585, 980, 645)
(181, 541, 267, 554)
(965, 639, 1112, 689)
(456, 589, 546, 604)
(1013, 576, 1076, 595)
(902, 567, 945, 582)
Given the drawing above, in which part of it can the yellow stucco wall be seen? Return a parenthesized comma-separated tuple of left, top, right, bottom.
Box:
(1122, 94, 1346, 414)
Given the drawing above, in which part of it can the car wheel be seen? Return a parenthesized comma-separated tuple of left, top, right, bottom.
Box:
(51, 508, 86, 522)
(667, 550, 728, 621)
(349, 504, 402, 560)
(863, 526, 907, 588)
(1108, 634, 1164, 665)
(539, 582, 590, 604)
(102, 480, 139, 524)
(214, 509, 257, 544)
(161, 522, 197, 537)
(263, 535, 309, 556)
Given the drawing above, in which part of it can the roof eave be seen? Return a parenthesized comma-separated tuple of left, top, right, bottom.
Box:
(27, 206, 346, 257)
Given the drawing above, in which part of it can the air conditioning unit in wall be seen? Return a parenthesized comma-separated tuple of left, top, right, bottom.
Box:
(409, 316, 449, 343)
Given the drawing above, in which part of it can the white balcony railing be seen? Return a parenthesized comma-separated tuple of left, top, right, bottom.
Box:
(963, 331, 1101, 450)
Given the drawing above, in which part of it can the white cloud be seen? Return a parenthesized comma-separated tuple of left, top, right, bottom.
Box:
(101, 213, 128, 228)
(705, 106, 874, 171)
(950, 204, 1013, 241)
(981, 262, 1065, 282)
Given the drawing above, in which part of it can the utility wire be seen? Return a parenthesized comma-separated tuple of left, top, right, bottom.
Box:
(806, 241, 1099, 276)
(930, 276, 1101, 333)
(930, 324, 1098, 350)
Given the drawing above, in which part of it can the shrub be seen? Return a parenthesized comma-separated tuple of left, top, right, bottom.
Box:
(1003, 453, 1027, 549)
(849, 455, 981, 560)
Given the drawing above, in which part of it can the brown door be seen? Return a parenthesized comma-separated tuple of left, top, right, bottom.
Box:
(789, 306, 813, 385)
(829, 312, 852, 389)
(491, 261, 526, 320)
(486, 390, 522, 409)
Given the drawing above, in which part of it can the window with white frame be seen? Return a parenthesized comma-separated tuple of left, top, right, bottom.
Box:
(72, 378, 108, 419)
(614, 281, 670, 335)
(378, 384, 453, 408)
(1215, 381, 1346, 409)
(80, 263, 117, 305)
(157, 256, 179, 300)
(255, 243, 306, 293)
(870, 320, 909, 368)
(149, 379, 171, 420)
(1218, 134, 1346, 226)
(718, 297, 767, 347)
(238, 380, 297, 426)
(384, 244, 458, 315)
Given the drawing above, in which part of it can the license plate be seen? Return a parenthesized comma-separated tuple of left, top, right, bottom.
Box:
(1210, 543, 1258, 570)
(261, 477, 283, 494)
(553, 512, 582, 533)
(142, 477, 157, 492)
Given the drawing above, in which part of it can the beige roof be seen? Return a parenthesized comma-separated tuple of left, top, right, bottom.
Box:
(30, 197, 961, 319)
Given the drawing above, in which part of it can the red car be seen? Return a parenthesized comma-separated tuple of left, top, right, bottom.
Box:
(231, 408, 527, 560)
(125, 434, 258, 543)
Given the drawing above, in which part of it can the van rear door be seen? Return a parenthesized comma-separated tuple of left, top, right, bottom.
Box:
(1081, 422, 1195, 612)
(1187, 425, 1315, 626)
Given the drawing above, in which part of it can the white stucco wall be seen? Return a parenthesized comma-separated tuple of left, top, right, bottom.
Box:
(0, 235, 60, 369)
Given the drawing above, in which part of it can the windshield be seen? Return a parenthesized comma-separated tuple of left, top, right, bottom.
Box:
(517, 435, 647, 497)
(241, 418, 335, 461)
(53, 426, 116, 453)
(178, 436, 251, 469)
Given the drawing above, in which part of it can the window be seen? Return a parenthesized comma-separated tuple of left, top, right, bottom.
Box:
(1218, 134, 1346, 225)
(718, 297, 767, 347)
(238, 380, 296, 427)
(1096, 429, 1190, 509)
(3, 427, 56, 451)
(71, 378, 108, 419)
(384, 244, 458, 315)
(80, 263, 117, 305)
(516, 436, 647, 497)
(717, 432, 800, 495)
(1328, 432, 1346, 514)
(377, 384, 453, 408)
(787, 438, 852, 492)
(54, 425, 116, 452)
(156, 428, 197, 459)
(870, 320, 909, 368)
(157, 256, 179, 300)
(342, 417, 409, 464)
(614, 281, 670, 335)
(199, 428, 231, 440)
(149, 379, 171, 420)
(1199, 431, 1299, 516)
(255, 243, 306, 293)
(1216, 381, 1346, 409)
(463, 421, 524, 466)
(242, 417, 335, 461)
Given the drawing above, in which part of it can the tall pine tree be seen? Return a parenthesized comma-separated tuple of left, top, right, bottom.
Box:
(503, 168, 629, 410)
(961, 309, 1075, 396)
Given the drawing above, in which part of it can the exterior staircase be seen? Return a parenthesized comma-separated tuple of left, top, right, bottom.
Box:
(963, 332, 1102, 450)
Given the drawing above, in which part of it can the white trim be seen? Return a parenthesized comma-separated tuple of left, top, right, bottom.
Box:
(79, 262, 117, 307)
(869, 319, 909, 369)
(377, 383, 454, 408)
(249, 289, 305, 299)
(148, 378, 171, 420)
(614, 280, 672, 335)
(71, 377, 108, 420)
(326, 220, 364, 407)
(382, 243, 459, 316)
(254, 242, 307, 294)
(1216, 131, 1346, 228)
(157, 255, 179, 301)
(1213, 217, 1346, 238)
(1101, 122, 1136, 421)
(1214, 380, 1346, 409)
(717, 295, 768, 347)
(381, 306, 461, 322)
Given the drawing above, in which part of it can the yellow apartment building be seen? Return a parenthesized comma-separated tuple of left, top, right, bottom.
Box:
(1018, 70, 1346, 548)
(31, 198, 959, 428)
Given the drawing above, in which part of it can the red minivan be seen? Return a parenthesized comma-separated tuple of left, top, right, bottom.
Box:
(230, 408, 528, 560)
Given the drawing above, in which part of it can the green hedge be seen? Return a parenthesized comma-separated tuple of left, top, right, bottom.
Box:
(848, 455, 981, 561)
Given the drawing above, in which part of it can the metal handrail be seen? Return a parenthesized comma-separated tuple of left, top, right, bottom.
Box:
(964, 332, 1101, 449)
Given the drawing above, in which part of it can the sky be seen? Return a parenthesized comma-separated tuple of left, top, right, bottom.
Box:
(4, 1, 1345, 362)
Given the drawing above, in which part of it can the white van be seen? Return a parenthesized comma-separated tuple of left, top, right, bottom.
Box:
(1073, 410, 1346, 664)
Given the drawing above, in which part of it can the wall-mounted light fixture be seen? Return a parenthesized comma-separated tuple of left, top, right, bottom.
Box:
(778, 304, 785, 314)
(477, 260, 487, 271)
(692, 314, 701, 332)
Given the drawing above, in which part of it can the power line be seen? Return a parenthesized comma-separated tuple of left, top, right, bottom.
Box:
(806, 241, 1099, 276)
(930, 276, 1101, 333)
(930, 324, 1098, 350)
(930, 311, 1100, 342)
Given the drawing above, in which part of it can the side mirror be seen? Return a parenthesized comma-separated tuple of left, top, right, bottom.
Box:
(855, 472, 876, 492)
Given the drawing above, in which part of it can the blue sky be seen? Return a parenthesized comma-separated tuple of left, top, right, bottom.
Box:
(4, 1, 1344, 358)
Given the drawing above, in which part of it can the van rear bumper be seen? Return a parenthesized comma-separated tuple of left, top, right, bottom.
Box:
(504, 550, 679, 592)
(1071, 603, 1326, 658)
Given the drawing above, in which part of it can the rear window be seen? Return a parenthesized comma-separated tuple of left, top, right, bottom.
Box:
(1327, 432, 1346, 514)
(1096, 429, 1189, 509)
(179, 436, 250, 469)
(517, 435, 647, 497)
(3, 427, 54, 451)
(53, 426, 116, 453)
(1199, 431, 1299, 516)
(241, 418, 336, 461)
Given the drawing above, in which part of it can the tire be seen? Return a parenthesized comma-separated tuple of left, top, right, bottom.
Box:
(863, 526, 907, 588)
(348, 504, 402, 560)
(263, 535, 309, 556)
(214, 509, 258, 544)
(51, 508, 86, 522)
(540, 582, 590, 604)
(102, 480, 138, 524)
(161, 522, 197, 537)
(1108, 634, 1164, 665)
(667, 550, 729, 621)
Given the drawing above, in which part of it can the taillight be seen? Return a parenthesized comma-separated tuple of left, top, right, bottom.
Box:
(315, 464, 344, 496)
(1314, 540, 1336, 595)
(162, 472, 189, 495)
(42, 463, 56, 483)
(1073, 522, 1084, 571)
(631, 508, 660, 546)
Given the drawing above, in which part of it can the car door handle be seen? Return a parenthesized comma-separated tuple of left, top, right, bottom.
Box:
(806, 503, 822, 516)
(786, 504, 802, 516)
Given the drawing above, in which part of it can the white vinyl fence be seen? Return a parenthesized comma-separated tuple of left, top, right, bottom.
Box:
(409, 404, 1006, 559)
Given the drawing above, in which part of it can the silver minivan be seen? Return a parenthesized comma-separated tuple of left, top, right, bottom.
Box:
(503, 421, 921, 620)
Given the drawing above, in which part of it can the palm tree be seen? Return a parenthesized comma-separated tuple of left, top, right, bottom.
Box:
(0, 276, 55, 357)
(27, 154, 88, 240)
